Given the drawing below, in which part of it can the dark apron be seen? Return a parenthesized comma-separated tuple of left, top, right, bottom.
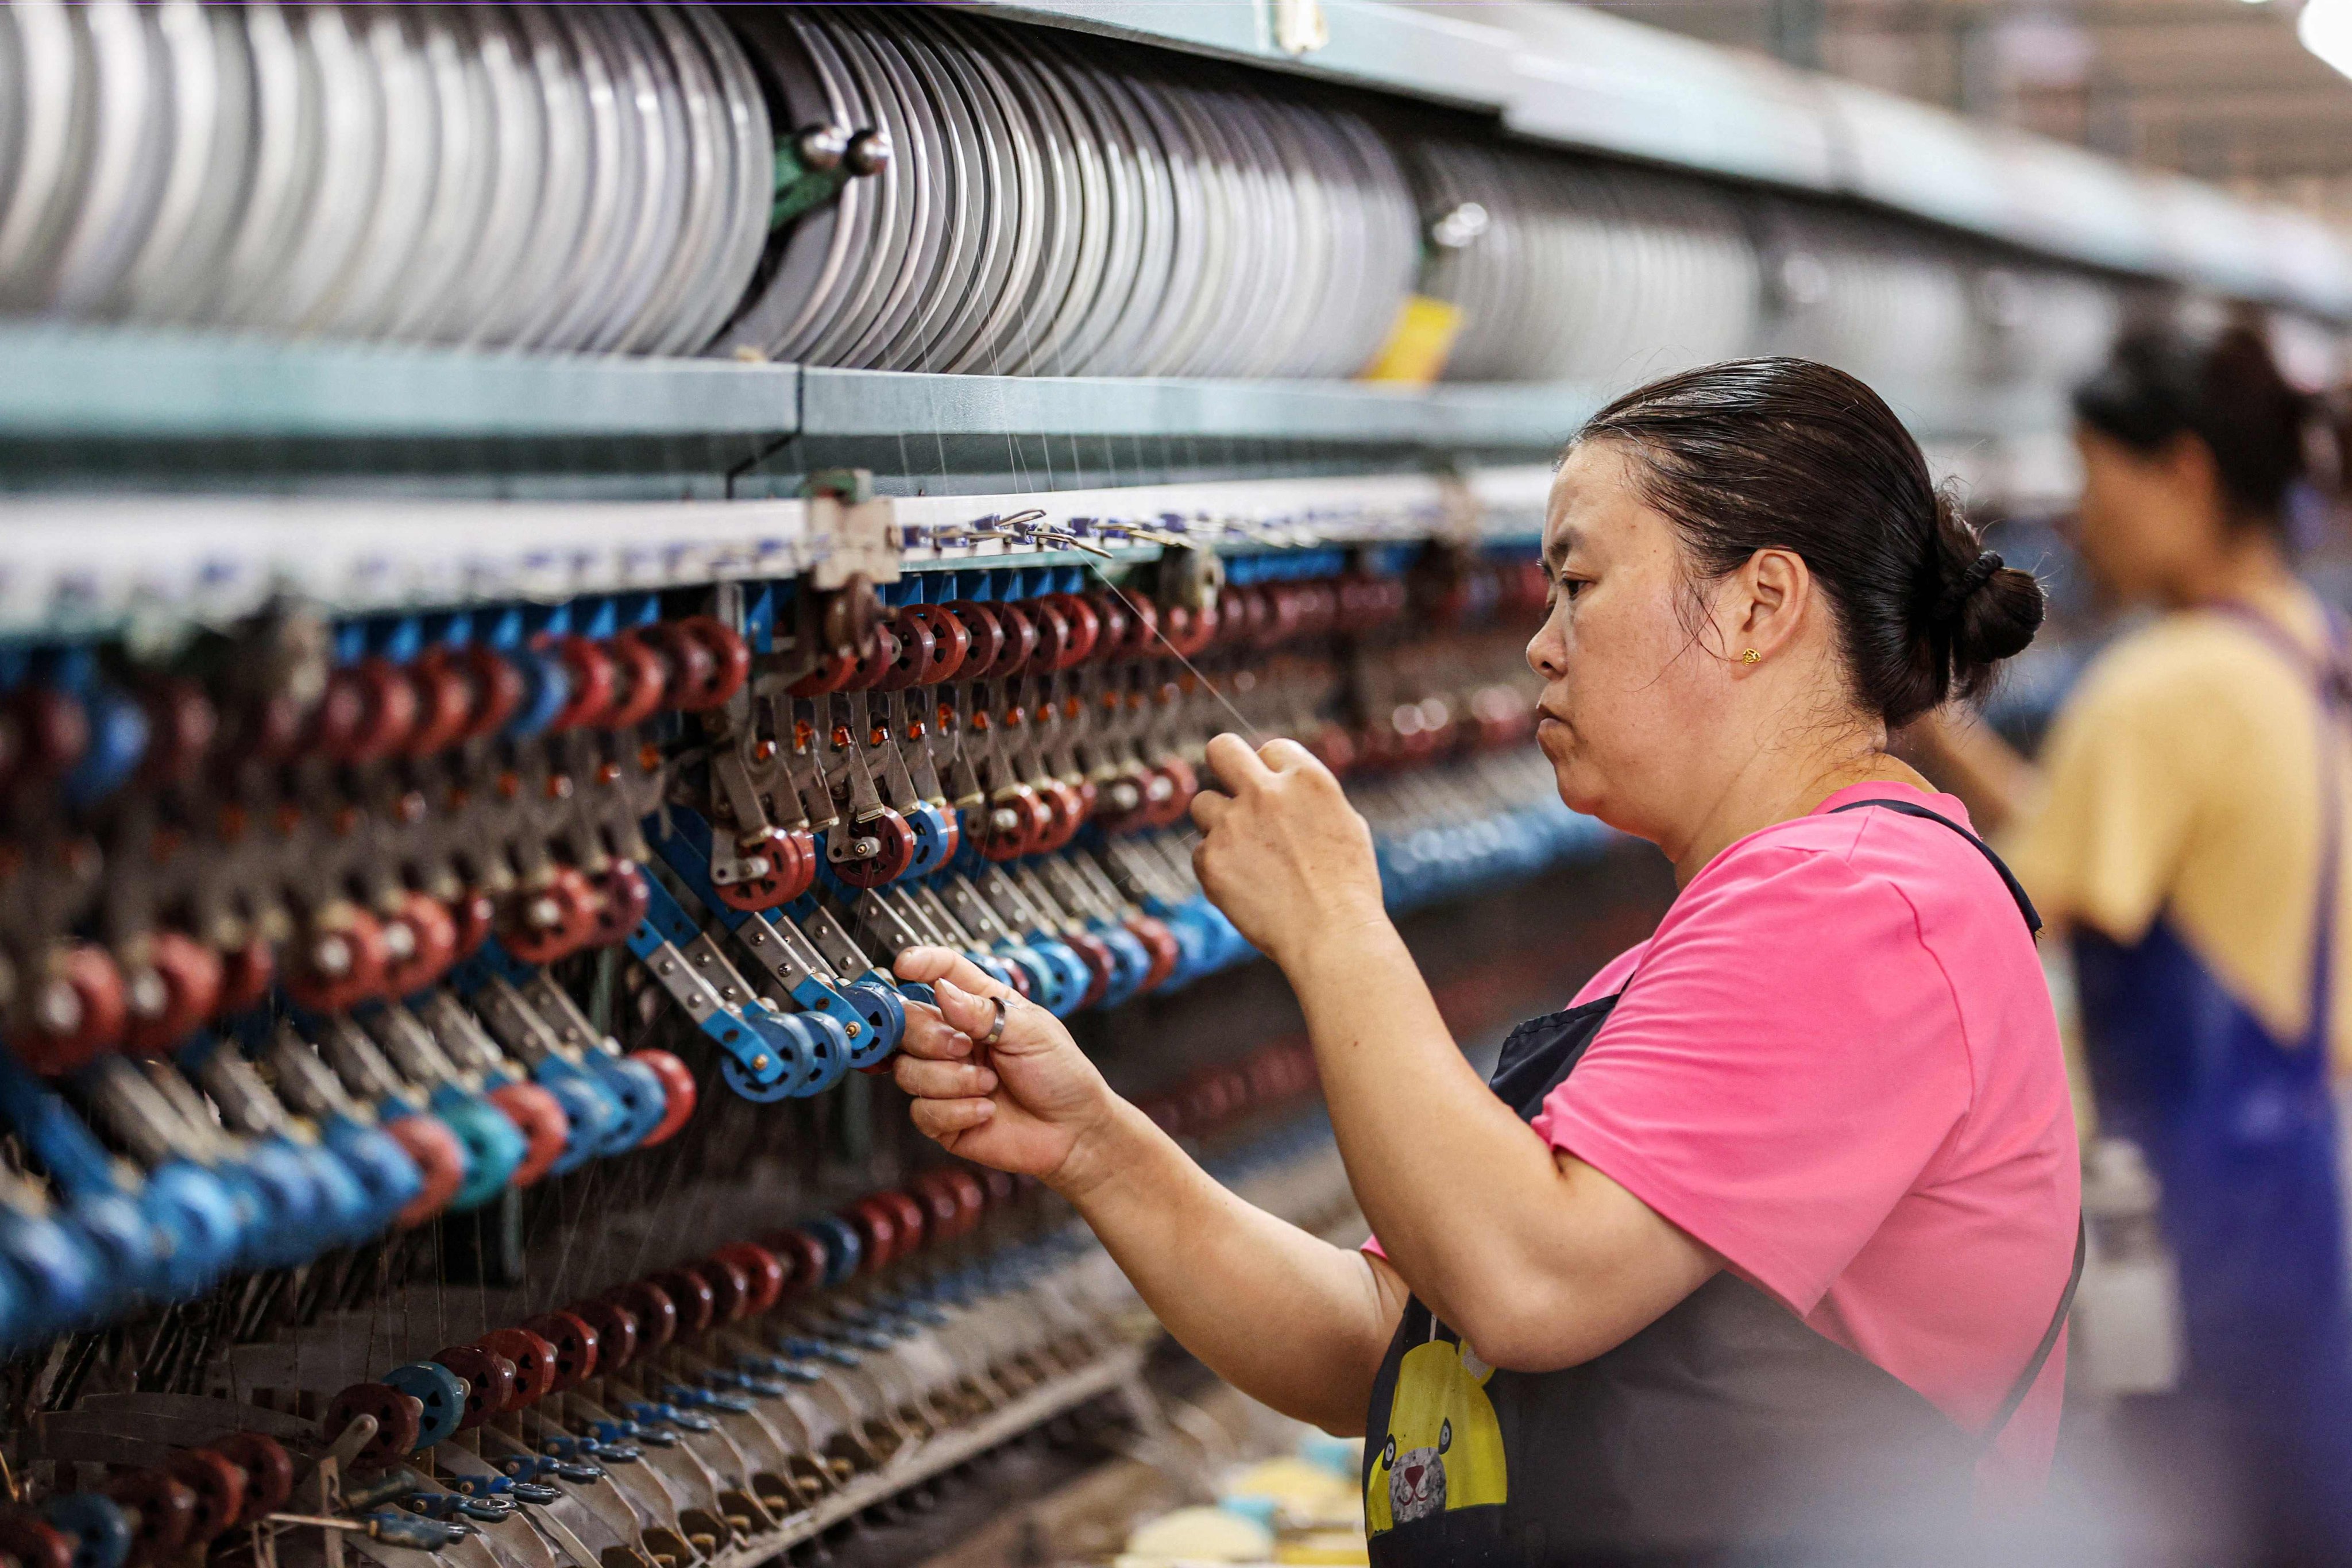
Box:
(1362, 801, 2081, 1567)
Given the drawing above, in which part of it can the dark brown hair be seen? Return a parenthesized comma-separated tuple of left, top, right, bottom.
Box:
(1575, 357, 2044, 729)
(2072, 322, 2312, 529)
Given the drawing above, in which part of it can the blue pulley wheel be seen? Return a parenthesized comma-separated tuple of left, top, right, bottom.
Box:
(285, 1134, 374, 1249)
(594, 1056, 671, 1149)
(141, 1160, 244, 1296)
(531, 1061, 624, 1172)
(840, 984, 904, 1069)
(1096, 926, 1152, 1008)
(44, 1492, 132, 1568)
(795, 1010, 852, 1095)
(69, 1191, 164, 1309)
(430, 1093, 526, 1210)
(236, 1137, 326, 1266)
(1028, 940, 1091, 1017)
(386, 1360, 469, 1450)
(323, 1118, 425, 1235)
(0, 1207, 103, 1337)
(904, 802, 957, 878)
(802, 1215, 863, 1286)
(721, 1056, 796, 1103)
(501, 647, 570, 740)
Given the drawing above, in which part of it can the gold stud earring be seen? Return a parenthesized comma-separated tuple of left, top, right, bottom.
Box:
(1741, 649, 1760, 665)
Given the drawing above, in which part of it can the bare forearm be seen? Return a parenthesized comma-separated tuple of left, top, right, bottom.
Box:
(1277, 920, 1574, 1338)
(1053, 1098, 1400, 1433)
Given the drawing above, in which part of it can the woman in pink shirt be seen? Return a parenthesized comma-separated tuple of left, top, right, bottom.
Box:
(889, 359, 2081, 1563)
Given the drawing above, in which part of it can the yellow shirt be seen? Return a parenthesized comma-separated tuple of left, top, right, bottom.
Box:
(2005, 599, 2352, 1067)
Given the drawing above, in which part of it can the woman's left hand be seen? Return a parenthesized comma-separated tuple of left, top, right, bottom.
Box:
(1190, 733, 1389, 972)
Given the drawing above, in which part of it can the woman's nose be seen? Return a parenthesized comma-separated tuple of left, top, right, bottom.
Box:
(1526, 624, 1565, 681)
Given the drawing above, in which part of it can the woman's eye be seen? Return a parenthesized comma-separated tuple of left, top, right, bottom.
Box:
(1558, 577, 1589, 601)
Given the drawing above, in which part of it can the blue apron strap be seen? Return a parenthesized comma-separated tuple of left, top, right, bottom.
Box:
(2206, 603, 2348, 1052)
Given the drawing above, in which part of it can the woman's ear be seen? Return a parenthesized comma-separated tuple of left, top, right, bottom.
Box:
(1724, 547, 1810, 664)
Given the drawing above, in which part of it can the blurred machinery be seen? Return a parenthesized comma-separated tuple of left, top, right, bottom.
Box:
(0, 2, 2341, 1565)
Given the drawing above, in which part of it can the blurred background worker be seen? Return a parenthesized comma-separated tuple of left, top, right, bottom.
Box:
(1922, 320, 2352, 1561)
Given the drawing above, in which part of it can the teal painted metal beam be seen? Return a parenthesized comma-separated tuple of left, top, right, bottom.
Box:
(0, 327, 801, 441)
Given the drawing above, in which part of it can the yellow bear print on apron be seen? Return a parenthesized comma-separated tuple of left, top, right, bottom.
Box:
(1366, 1328, 1508, 1535)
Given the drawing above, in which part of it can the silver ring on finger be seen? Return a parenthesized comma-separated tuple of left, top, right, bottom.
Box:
(979, 994, 1010, 1049)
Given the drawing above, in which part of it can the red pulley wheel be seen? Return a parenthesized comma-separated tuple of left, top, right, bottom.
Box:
(1034, 778, 1087, 853)
(612, 1280, 678, 1352)
(900, 605, 970, 684)
(831, 809, 914, 887)
(457, 646, 526, 741)
(213, 939, 274, 1018)
(497, 874, 582, 967)
(1042, 593, 1101, 668)
(905, 1174, 964, 1245)
(136, 680, 217, 787)
(980, 603, 1038, 681)
(874, 615, 933, 693)
(1021, 598, 1072, 677)
(590, 861, 652, 947)
(121, 931, 222, 1055)
(600, 631, 670, 729)
(486, 1081, 569, 1185)
(403, 651, 474, 756)
(542, 634, 616, 729)
(103, 1470, 195, 1565)
(760, 1229, 828, 1300)
(676, 616, 751, 709)
(688, 1254, 751, 1324)
(1063, 932, 1114, 1011)
(379, 890, 459, 997)
(778, 828, 819, 901)
(786, 650, 857, 698)
(339, 656, 423, 763)
(522, 1311, 601, 1392)
(713, 827, 797, 912)
(13, 943, 129, 1075)
(650, 617, 748, 711)
(1126, 916, 1182, 993)
(163, 1449, 247, 1545)
(570, 1298, 638, 1374)
(1144, 758, 1199, 829)
(447, 888, 496, 963)
(941, 602, 1004, 679)
(477, 1326, 558, 1408)
(431, 1344, 517, 1427)
(712, 1242, 786, 1315)
(628, 1048, 697, 1145)
(323, 1382, 423, 1473)
(0, 1512, 74, 1568)
(845, 622, 902, 693)
(842, 1199, 898, 1273)
(383, 1114, 465, 1227)
(651, 1268, 716, 1337)
(212, 1432, 293, 1525)
(875, 1189, 928, 1257)
(280, 907, 391, 1014)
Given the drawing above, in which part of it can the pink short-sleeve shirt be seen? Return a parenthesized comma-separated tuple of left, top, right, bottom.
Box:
(1370, 782, 2080, 1488)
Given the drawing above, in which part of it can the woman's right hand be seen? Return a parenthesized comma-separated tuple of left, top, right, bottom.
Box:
(890, 945, 1120, 1187)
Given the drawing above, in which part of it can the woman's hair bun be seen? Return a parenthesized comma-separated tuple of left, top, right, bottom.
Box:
(1931, 492, 2044, 693)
